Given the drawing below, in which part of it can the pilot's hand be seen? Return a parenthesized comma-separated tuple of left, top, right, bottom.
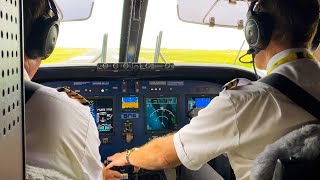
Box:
(102, 168, 121, 180)
(106, 152, 129, 169)
(102, 163, 121, 180)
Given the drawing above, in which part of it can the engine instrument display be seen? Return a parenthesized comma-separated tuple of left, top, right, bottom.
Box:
(145, 97, 178, 132)
(88, 98, 114, 134)
(122, 96, 139, 109)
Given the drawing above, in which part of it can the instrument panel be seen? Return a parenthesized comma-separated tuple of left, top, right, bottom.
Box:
(42, 80, 223, 160)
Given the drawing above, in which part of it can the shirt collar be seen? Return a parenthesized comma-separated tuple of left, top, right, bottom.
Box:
(266, 48, 311, 72)
(23, 68, 31, 81)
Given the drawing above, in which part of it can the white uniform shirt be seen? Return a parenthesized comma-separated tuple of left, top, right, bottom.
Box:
(24, 70, 102, 179)
(174, 48, 320, 180)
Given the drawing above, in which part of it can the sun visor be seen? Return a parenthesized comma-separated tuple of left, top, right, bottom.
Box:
(177, 0, 249, 29)
(55, 0, 95, 21)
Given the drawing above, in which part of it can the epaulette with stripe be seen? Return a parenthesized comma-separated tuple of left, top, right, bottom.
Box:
(223, 78, 251, 90)
(56, 87, 89, 106)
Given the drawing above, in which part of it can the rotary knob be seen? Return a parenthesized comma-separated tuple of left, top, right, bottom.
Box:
(123, 63, 129, 69)
(144, 63, 151, 69)
(113, 63, 119, 69)
(102, 63, 108, 69)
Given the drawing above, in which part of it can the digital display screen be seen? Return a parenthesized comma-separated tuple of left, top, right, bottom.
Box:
(145, 97, 178, 132)
(122, 97, 139, 109)
(187, 96, 214, 121)
(187, 97, 212, 110)
(88, 98, 114, 134)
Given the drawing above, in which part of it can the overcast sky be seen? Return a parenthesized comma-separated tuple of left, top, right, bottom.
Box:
(56, 0, 249, 50)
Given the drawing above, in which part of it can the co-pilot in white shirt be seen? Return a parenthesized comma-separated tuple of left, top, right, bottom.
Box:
(24, 70, 102, 180)
(174, 48, 320, 180)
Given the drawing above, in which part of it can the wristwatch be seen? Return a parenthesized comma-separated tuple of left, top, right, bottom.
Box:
(125, 147, 139, 165)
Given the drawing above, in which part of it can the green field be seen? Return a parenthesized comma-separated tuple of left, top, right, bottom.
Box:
(44, 48, 93, 64)
(140, 49, 253, 69)
(43, 48, 253, 69)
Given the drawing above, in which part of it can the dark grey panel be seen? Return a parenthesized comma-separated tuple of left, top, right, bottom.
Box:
(0, 0, 24, 178)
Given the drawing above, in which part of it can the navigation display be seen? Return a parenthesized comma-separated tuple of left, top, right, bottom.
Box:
(187, 97, 212, 110)
(122, 96, 139, 109)
(186, 96, 214, 121)
(88, 98, 114, 134)
(145, 97, 178, 132)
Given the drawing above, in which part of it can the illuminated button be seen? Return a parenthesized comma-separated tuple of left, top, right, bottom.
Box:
(89, 89, 92, 92)
(151, 88, 154, 91)
(85, 89, 88, 92)
(169, 88, 173, 91)
(159, 88, 162, 91)
(101, 89, 105, 93)
(155, 88, 158, 91)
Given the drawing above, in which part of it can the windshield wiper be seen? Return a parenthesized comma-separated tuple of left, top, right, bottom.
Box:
(154, 31, 168, 63)
(101, 33, 108, 63)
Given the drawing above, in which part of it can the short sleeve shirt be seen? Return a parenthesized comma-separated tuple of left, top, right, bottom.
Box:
(25, 71, 102, 179)
(174, 48, 320, 179)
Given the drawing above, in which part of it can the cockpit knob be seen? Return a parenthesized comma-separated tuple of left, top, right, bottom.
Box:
(113, 63, 119, 69)
(102, 63, 108, 69)
(123, 63, 129, 69)
(145, 63, 151, 69)
(133, 64, 140, 71)
(165, 63, 170, 69)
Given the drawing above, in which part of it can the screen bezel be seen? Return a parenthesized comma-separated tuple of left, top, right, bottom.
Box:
(144, 95, 179, 134)
(87, 96, 116, 136)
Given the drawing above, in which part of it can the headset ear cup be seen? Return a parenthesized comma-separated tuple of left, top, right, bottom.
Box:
(245, 13, 273, 51)
(245, 16, 261, 49)
(26, 17, 59, 60)
(43, 21, 59, 59)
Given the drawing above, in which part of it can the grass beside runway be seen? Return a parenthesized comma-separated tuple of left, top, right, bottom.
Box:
(139, 49, 253, 69)
(43, 48, 93, 64)
(42, 48, 253, 69)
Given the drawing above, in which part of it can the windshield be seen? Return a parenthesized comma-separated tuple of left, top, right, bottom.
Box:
(44, 0, 123, 65)
(43, 0, 253, 69)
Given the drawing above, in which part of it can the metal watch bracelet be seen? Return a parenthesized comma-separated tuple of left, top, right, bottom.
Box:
(125, 147, 139, 165)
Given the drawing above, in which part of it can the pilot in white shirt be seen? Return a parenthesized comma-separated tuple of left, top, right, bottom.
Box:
(174, 48, 320, 179)
(22, 0, 122, 179)
(105, 1, 320, 179)
(24, 70, 103, 179)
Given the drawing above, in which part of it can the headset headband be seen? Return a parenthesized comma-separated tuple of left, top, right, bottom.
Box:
(48, 0, 59, 21)
(249, 0, 258, 14)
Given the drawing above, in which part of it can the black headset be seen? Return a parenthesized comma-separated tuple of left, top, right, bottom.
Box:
(25, 0, 60, 60)
(244, 0, 273, 54)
